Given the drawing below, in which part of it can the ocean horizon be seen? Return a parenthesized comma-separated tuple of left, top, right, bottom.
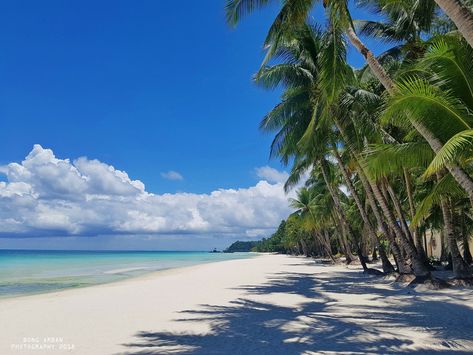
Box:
(0, 249, 253, 298)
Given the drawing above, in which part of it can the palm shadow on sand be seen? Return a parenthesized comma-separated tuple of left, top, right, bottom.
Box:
(121, 267, 473, 354)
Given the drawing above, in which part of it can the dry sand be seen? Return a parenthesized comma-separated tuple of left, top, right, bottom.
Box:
(0, 254, 472, 355)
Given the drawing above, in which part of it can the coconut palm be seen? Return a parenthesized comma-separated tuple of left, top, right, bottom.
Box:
(255, 22, 421, 273)
(226, 0, 473, 212)
(227, 1, 473, 279)
(289, 186, 337, 260)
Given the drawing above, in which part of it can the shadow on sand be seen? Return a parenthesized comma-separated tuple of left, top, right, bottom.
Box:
(121, 264, 473, 354)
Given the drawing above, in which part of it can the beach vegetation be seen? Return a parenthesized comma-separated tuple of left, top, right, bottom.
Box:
(226, 0, 473, 281)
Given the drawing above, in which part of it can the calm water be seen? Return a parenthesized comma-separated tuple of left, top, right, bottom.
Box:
(0, 250, 253, 298)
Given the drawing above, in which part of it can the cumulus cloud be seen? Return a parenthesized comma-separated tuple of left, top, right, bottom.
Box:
(160, 170, 184, 181)
(255, 166, 289, 184)
(0, 145, 292, 239)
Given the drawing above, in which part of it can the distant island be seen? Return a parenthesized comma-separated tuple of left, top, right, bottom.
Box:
(224, 221, 287, 253)
(224, 241, 259, 253)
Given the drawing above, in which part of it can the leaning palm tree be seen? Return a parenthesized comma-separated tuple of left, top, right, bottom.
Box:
(226, 0, 473, 212)
(256, 21, 423, 274)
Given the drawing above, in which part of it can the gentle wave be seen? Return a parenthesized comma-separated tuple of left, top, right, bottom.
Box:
(103, 267, 151, 275)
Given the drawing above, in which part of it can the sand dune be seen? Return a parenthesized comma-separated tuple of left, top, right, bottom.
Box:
(1, 254, 472, 354)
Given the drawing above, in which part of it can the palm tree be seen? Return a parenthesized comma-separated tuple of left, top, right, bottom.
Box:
(434, 0, 473, 48)
(255, 23, 420, 273)
(226, 0, 473, 211)
(290, 187, 337, 260)
(227, 1, 473, 279)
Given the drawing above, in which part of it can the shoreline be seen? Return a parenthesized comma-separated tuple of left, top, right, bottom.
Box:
(0, 251, 256, 300)
(1, 254, 472, 354)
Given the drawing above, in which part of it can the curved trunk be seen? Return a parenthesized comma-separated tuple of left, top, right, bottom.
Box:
(345, 27, 395, 93)
(378, 241, 395, 274)
(434, 0, 473, 48)
(334, 217, 355, 262)
(356, 244, 369, 272)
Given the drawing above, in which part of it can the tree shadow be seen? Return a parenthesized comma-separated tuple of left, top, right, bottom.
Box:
(120, 267, 473, 354)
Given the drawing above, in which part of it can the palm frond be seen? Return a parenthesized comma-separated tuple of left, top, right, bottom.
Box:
(411, 174, 466, 226)
(225, 0, 275, 26)
(363, 142, 433, 180)
(382, 77, 473, 140)
(424, 129, 473, 176)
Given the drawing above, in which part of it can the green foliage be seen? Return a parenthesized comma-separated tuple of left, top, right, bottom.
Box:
(224, 241, 260, 253)
(252, 220, 289, 253)
(225, 0, 473, 271)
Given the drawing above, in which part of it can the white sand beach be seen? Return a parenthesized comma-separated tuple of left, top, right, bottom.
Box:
(1, 254, 472, 355)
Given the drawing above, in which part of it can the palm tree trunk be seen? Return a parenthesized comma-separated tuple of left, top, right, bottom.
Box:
(463, 234, 473, 265)
(323, 229, 336, 261)
(345, 26, 395, 93)
(370, 179, 431, 276)
(321, 160, 356, 262)
(323, 229, 332, 251)
(384, 180, 416, 250)
(332, 143, 394, 273)
(404, 169, 416, 221)
(332, 144, 376, 238)
(434, 0, 473, 48)
(404, 170, 428, 260)
(333, 214, 355, 262)
(300, 238, 309, 257)
(440, 229, 448, 262)
(332, 120, 403, 273)
(362, 175, 405, 273)
(439, 197, 472, 278)
(316, 230, 336, 262)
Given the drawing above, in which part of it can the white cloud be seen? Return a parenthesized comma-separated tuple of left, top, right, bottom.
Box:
(160, 170, 184, 181)
(255, 166, 289, 184)
(0, 145, 291, 239)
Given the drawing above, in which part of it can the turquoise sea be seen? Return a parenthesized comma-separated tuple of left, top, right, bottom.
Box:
(0, 250, 253, 298)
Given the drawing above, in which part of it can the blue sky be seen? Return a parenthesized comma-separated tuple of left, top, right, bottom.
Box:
(0, 1, 387, 250)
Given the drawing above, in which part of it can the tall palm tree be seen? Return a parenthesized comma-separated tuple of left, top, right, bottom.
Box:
(434, 0, 473, 48)
(255, 22, 424, 274)
(226, 0, 473, 210)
